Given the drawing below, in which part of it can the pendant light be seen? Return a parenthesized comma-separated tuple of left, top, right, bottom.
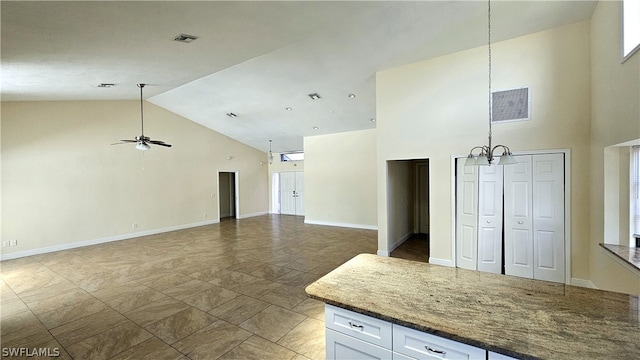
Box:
(268, 140, 274, 164)
(465, 0, 515, 167)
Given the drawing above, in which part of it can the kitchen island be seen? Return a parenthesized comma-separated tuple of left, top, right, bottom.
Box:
(305, 254, 640, 359)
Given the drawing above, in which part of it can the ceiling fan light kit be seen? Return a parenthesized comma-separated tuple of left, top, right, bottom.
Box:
(112, 84, 172, 151)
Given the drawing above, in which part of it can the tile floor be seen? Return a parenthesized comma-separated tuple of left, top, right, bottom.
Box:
(0, 215, 389, 359)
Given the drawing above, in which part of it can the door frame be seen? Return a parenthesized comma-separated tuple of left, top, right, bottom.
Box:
(451, 149, 572, 284)
(217, 170, 240, 221)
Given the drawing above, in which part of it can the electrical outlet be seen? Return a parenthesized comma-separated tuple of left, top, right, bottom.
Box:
(204, 213, 208, 218)
(2, 241, 10, 248)
(132, 223, 138, 229)
(10, 240, 17, 247)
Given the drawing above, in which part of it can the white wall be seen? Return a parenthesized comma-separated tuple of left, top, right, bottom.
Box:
(377, 21, 592, 282)
(1, 100, 269, 258)
(304, 129, 377, 229)
(589, 0, 640, 294)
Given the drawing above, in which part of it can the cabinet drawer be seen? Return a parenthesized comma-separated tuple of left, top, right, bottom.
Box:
(393, 324, 486, 360)
(325, 304, 392, 349)
(327, 329, 392, 360)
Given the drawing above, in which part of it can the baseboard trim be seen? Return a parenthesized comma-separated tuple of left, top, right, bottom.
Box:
(570, 278, 596, 289)
(303, 219, 378, 231)
(428, 257, 454, 267)
(389, 231, 413, 252)
(237, 211, 268, 220)
(0, 219, 220, 261)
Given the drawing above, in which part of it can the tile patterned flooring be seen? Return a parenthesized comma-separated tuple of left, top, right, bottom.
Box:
(0, 215, 381, 359)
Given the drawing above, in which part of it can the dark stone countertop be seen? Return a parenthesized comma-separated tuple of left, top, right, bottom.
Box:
(305, 254, 640, 360)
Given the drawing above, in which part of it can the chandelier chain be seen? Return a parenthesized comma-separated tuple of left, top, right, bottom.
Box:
(488, 0, 492, 139)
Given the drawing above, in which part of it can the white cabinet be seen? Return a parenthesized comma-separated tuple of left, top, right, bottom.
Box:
(393, 324, 486, 360)
(325, 305, 496, 360)
(325, 304, 392, 349)
(327, 329, 392, 360)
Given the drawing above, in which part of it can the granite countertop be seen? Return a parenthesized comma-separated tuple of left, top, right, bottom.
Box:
(305, 254, 640, 360)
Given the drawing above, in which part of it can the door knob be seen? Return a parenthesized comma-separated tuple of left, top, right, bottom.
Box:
(518, 221, 524, 224)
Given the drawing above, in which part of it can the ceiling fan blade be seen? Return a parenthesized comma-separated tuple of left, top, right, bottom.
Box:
(149, 141, 172, 147)
(111, 140, 137, 145)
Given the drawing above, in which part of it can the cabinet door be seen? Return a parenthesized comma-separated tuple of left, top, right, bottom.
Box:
(326, 329, 392, 360)
(504, 155, 534, 279)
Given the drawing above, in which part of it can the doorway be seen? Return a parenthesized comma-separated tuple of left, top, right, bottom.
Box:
(386, 159, 430, 262)
(218, 172, 238, 220)
(278, 171, 305, 216)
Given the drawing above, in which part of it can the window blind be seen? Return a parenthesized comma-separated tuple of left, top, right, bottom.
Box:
(633, 146, 640, 241)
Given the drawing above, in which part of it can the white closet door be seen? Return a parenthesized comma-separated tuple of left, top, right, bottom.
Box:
(477, 165, 504, 274)
(294, 172, 305, 216)
(504, 155, 534, 279)
(456, 160, 478, 270)
(532, 154, 565, 283)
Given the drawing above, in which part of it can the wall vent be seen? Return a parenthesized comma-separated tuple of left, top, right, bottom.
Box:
(491, 87, 530, 123)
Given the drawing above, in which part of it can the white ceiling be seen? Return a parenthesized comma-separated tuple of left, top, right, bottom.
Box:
(1, 1, 597, 153)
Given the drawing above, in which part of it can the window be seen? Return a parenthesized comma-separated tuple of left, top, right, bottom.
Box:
(280, 152, 304, 162)
(623, 0, 640, 59)
(632, 146, 640, 246)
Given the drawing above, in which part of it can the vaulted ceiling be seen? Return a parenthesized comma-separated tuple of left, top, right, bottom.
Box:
(1, 1, 597, 153)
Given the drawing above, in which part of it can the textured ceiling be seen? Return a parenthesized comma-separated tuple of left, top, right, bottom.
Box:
(1, 1, 597, 153)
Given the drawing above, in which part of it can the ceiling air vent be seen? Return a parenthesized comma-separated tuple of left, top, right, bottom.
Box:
(174, 34, 199, 43)
(308, 93, 321, 100)
(491, 87, 530, 123)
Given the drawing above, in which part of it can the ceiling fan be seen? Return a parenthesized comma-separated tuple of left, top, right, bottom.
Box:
(112, 84, 172, 151)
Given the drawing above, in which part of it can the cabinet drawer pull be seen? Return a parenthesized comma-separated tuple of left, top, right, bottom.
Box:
(425, 346, 446, 356)
(348, 321, 364, 330)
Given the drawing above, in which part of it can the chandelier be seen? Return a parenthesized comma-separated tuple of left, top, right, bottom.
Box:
(465, 0, 515, 167)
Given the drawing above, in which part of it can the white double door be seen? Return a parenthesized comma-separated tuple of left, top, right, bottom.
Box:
(456, 153, 565, 283)
(280, 171, 305, 216)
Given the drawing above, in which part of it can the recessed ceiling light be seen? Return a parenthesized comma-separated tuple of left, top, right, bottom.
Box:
(285, 107, 293, 111)
(226, 112, 238, 118)
(313, 126, 319, 130)
(96, 83, 115, 88)
(348, 93, 356, 99)
(308, 93, 321, 100)
(174, 33, 199, 43)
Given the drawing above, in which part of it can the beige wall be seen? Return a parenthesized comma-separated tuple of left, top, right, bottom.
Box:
(304, 129, 377, 229)
(589, 0, 640, 294)
(377, 21, 592, 278)
(1, 100, 268, 258)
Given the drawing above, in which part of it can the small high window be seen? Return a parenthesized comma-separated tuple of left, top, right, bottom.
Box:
(281, 152, 304, 162)
(623, 0, 640, 59)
